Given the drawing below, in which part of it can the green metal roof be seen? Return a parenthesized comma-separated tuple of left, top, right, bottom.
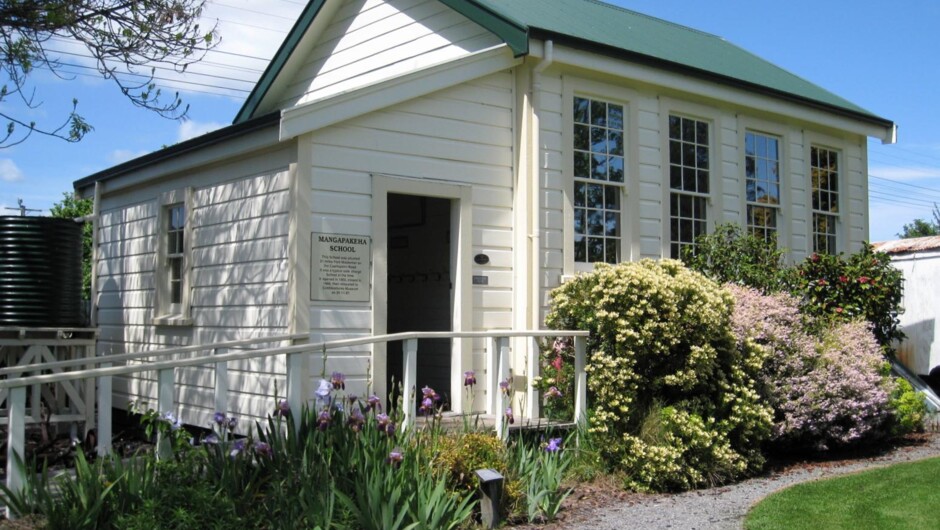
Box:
(236, 0, 891, 128)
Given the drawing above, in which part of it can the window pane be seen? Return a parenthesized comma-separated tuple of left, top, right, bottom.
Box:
(605, 185, 619, 210)
(605, 238, 618, 264)
(591, 154, 607, 180)
(574, 209, 585, 234)
(588, 237, 604, 262)
(574, 181, 586, 207)
(591, 127, 607, 153)
(574, 235, 586, 262)
(574, 97, 589, 123)
(608, 105, 624, 129)
(574, 152, 590, 178)
(696, 121, 708, 144)
(587, 184, 603, 208)
(682, 118, 694, 142)
(591, 100, 606, 126)
(609, 156, 624, 183)
(669, 115, 681, 140)
(605, 212, 619, 236)
(574, 124, 589, 150)
(588, 210, 604, 235)
(608, 131, 624, 156)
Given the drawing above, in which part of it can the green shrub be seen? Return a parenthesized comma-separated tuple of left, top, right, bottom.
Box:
(683, 223, 792, 293)
(435, 432, 506, 493)
(546, 260, 772, 491)
(792, 244, 904, 348)
(888, 377, 927, 436)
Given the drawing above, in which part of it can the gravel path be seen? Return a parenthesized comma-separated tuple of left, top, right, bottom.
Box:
(554, 433, 940, 530)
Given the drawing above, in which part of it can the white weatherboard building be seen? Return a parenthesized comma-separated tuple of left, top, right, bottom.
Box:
(74, 0, 896, 428)
(874, 236, 940, 384)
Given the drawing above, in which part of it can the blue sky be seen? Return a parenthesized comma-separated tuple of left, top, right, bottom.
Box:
(1, 0, 938, 242)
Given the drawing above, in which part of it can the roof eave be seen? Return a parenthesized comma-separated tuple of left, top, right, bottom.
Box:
(529, 28, 895, 136)
(74, 112, 281, 192)
(233, 0, 328, 124)
(440, 0, 529, 56)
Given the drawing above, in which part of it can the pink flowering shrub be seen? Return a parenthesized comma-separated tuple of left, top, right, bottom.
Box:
(728, 285, 893, 450)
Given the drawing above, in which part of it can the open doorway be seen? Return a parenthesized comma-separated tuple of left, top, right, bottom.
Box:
(385, 193, 453, 409)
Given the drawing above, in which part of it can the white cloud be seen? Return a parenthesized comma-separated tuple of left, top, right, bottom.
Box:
(178, 120, 226, 142)
(108, 149, 151, 164)
(0, 159, 24, 182)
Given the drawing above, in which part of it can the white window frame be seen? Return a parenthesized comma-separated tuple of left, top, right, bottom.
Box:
(808, 143, 842, 255)
(153, 187, 193, 326)
(661, 99, 719, 260)
(561, 77, 638, 276)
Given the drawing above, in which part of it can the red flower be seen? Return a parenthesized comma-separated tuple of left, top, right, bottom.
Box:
(552, 356, 563, 372)
(835, 307, 844, 313)
(858, 276, 871, 284)
(810, 253, 820, 262)
(817, 279, 828, 286)
(839, 276, 849, 283)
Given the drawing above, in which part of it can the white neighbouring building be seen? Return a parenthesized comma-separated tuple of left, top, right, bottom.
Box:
(873, 236, 940, 392)
(74, 0, 896, 427)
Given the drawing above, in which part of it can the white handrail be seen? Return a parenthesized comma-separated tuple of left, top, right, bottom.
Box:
(3, 328, 589, 517)
(0, 330, 588, 389)
(0, 332, 307, 377)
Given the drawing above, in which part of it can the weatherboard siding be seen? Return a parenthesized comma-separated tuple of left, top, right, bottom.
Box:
(540, 69, 870, 296)
(95, 153, 294, 429)
(305, 71, 514, 405)
(278, 0, 502, 110)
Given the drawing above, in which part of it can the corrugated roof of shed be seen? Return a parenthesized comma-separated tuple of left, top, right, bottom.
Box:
(873, 235, 940, 255)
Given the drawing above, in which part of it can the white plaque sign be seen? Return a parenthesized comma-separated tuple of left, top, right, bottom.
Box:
(311, 233, 371, 302)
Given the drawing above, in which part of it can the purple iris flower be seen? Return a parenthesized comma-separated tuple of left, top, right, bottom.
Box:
(545, 437, 563, 453)
(347, 407, 365, 433)
(226, 416, 238, 432)
(421, 386, 440, 403)
(317, 408, 332, 431)
(376, 413, 395, 436)
(274, 399, 290, 418)
(419, 396, 435, 416)
(203, 432, 220, 445)
(230, 438, 247, 458)
(253, 441, 272, 457)
(499, 378, 511, 395)
(331, 371, 346, 390)
(162, 412, 181, 431)
(386, 448, 404, 468)
(505, 407, 514, 425)
(366, 394, 382, 412)
(544, 386, 563, 399)
(212, 411, 226, 426)
(463, 370, 476, 387)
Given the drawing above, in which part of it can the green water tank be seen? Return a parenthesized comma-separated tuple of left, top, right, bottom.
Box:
(0, 216, 83, 327)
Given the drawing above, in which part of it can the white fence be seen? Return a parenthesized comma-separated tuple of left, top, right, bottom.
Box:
(0, 329, 588, 504)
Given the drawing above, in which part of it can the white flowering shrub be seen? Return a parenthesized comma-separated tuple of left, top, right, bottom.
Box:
(546, 260, 772, 491)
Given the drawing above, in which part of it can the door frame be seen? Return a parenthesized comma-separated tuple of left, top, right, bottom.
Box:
(372, 174, 472, 412)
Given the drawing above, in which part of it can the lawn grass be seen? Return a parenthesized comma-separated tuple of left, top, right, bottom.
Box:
(745, 456, 940, 530)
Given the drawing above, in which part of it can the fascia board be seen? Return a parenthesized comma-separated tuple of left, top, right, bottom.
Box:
(553, 46, 895, 143)
(280, 44, 521, 140)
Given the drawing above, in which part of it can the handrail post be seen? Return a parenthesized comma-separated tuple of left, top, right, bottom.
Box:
(402, 338, 417, 430)
(6, 386, 26, 518)
(486, 336, 498, 416)
(526, 336, 540, 421)
(573, 335, 587, 425)
(97, 360, 112, 456)
(286, 352, 304, 429)
(494, 336, 509, 440)
(156, 368, 174, 460)
(214, 348, 228, 416)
